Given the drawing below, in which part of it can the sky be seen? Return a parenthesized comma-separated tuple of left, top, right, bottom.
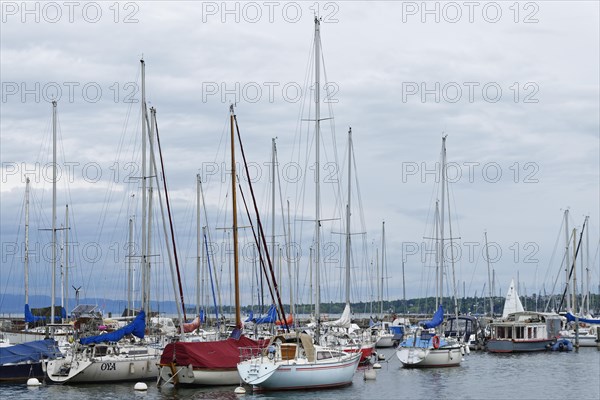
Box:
(1, 1, 599, 315)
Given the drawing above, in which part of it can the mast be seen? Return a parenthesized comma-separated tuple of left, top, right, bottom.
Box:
(564, 209, 571, 310)
(434, 200, 440, 309)
(381, 221, 386, 317)
(140, 58, 148, 315)
(146, 107, 156, 317)
(314, 16, 322, 327)
(485, 231, 494, 316)
(196, 174, 201, 317)
(127, 216, 133, 317)
(24, 177, 30, 329)
(271, 138, 276, 277)
(51, 100, 57, 323)
(230, 105, 241, 329)
(584, 215, 590, 314)
(439, 135, 447, 310)
(345, 127, 352, 306)
(64, 204, 69, 321)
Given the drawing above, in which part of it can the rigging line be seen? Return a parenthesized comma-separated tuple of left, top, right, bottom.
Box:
(234, 113, 289, 332)
(237, 182, 280, 321)
(154, 115, 186, 321)
(199, 176, 223, 318)
(557, 218, 588, 312)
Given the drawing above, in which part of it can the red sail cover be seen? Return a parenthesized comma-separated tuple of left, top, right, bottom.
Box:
(160, 336, 265, 369)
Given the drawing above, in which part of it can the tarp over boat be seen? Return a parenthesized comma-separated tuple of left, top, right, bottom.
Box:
(79, 310, 146, 345)
(24, 304, 66, 323)
(566, 312, 600, 325)
(0, 339, 61, 365)
(421, 305, 444, 329)
(160, 336, 265, 368)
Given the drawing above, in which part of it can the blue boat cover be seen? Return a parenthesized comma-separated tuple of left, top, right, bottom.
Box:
(254, 304, 277, 325)
(0, 339, 61, 365)
(566, 312, 600, 325)
(80, 310, 146, 345)
(421, 305, 444, 329)
(24, 304, 66, 323)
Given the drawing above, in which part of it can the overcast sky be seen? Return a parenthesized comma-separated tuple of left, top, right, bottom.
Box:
(1, 1, 599, 315)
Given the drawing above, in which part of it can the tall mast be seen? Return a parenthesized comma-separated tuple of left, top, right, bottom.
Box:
(24, 176, 30, 329)
(271, 138, 276, 277)
(127, 216, 133, 317)
(146, 107, 156, 316)
(584, 215, 590, 314)
(439, 136, 447, 309)
(434, 200, 440, 309)
(485, 231, 493, 316)
(196, 174, 201, 316)
(314, 15, 322, 326)
(230, 105, 241, 329)
(64, 204, 69, 321)
(345, 127, 352, 306)
(51, 100, 57, 323)
(381, 221, 386, 316)
(564, 209, 571, 310)
(140, 58, 148, 314)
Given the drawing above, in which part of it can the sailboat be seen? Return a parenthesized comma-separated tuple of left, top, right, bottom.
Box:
(46, 60, 169, 383)
(157, 106, 267, 387)
(236, 17, 361, 391)
(318, 127, 374, 363)
(396, 136, 464, 368)
(2, 102, 71, 346)
(486, 279, 562, 352)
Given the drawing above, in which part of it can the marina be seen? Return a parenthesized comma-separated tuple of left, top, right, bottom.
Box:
(0, 347, 599, 399)
(1, 2, 599, 399)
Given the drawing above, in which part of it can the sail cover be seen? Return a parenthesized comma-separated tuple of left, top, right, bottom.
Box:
(0, 339, 61, 365)
(566, 312, 600, 325)
(323, 303, 352, 328)
(80, 310, 146, 345)
(254, 304, 277, 324)
(160, 336, 265, 368)
(421, 305, 444, 329)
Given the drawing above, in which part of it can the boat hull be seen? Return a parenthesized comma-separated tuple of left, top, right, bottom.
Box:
(158, 365, 240, 386)
(396, 346, 462, 367)
(486, 339, 554, 353)
(46, 351, 160, 383)
(0, 362, 45, 383)
(237, 353, 361, 391)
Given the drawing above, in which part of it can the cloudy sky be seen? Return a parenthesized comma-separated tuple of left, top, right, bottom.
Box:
(1, 1, 598, 315)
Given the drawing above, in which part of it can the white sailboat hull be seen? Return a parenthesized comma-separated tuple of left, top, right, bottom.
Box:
(237, 353, 360, 391)
(158, 365, 240, 386)
(46, 346, 160, 383)
(396, 345, 462, 368)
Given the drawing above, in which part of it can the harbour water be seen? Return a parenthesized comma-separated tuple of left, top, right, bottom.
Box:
(1, 347, 598, 400)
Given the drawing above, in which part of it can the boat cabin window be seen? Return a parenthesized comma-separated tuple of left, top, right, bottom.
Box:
(516, 326, 525, 339)
(94, 345, 108, 357)
(317, 351, 333, 360)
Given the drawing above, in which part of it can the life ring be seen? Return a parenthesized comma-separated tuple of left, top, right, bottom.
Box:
(432, 336, 440, 349)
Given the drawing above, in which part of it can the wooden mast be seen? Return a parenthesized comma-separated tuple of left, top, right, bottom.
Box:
(230, 105, 241, 329)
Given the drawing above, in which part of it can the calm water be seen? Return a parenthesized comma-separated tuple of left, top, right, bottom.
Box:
(2, 347, 599, 400)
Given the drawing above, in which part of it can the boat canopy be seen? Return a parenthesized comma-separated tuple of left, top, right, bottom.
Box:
(79, 310, 145, 345)
(0, 339, 61, 365)
(160, 336, 265, 368)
